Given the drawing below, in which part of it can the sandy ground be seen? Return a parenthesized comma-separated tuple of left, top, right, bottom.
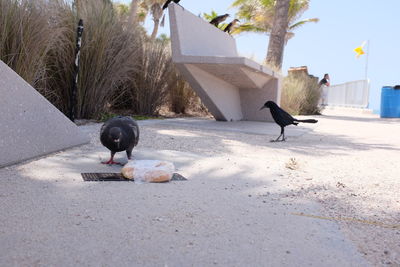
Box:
(0, 110, 399, 266)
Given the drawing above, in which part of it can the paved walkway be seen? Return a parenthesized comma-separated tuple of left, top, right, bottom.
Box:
(3, 113, 397, 266)
(140, 117, 317, 137)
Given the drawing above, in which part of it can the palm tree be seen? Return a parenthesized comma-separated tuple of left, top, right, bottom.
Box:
(231, 0, 319, 68)
(114, 3, 130, 18)
(141, 0, 165, 40)
(266, 0, 290, 69)
(128, 0, 139, 25)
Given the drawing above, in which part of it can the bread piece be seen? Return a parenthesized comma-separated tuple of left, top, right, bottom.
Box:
(121, 160, 175, 183)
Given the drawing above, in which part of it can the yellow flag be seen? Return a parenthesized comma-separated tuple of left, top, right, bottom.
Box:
(354, 41, 366, 58)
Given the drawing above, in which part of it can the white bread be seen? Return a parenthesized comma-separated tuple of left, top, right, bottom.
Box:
(121, 160, 175, 183)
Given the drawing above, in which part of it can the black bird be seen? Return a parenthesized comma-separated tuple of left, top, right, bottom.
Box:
(162, 0, 181, 10)
(100, 116, 140, 165)
(260, 101, 318, 142)
(224, 19, 240, 34)
(210, 14, 230, 27)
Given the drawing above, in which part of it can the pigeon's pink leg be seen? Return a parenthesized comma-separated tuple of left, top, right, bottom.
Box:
(101, 159, 122, 165)
(101, 153, 122, 165)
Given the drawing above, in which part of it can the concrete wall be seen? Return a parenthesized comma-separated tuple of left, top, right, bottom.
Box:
(0, 61, 89, 167)
(327, 80, 369, 108)
(240, 78, 281, 122)
(170, 4, 238, 58)
(169, 4, 281, 122)
(185, 64, 243, 121)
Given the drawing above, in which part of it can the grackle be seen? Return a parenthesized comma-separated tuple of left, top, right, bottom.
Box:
(210, 14, 230, 27)
(224, 19, 240, 34)
(162, 0, 181, 10)
(260, 101, 318, 142)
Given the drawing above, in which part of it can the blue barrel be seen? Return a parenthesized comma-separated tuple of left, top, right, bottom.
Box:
(380, 86, 400, 118)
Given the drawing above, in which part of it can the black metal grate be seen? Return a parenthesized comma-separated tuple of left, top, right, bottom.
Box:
(81, 173, 188, 182)
(81, 173, 127, 181)
(170, 173, 188, 181)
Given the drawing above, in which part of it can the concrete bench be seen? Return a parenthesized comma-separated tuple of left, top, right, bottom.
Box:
(168, 4, 281, 122)
(0, 60, 89, 167)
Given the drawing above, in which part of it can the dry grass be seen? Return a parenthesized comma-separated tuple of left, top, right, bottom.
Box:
(281, 73, 321, 115)
(74, 0, 141, 118)
(1, 0, 142, 119)
(0, 0, 205, 119)
(36, 1, 76, 113)
(169, 72, 194, 114)
(128, 40, 176, 115)
(0, 0, 54, 84)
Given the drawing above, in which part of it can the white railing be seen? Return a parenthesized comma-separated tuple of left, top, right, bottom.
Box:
(325, 79, 370, 108)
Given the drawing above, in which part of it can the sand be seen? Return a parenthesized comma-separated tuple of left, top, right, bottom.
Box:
(0, 110, 399, 266)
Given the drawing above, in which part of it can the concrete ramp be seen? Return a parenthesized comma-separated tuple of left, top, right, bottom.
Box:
(169, 4, 281, 122)
(0, 61, 90, 168)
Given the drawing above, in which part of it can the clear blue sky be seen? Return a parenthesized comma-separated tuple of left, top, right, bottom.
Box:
(120, 0, 400, 112)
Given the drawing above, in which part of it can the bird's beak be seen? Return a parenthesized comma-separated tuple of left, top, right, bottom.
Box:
(259, 106, 265, 111)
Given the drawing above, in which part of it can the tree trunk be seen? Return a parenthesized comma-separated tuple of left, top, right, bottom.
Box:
(150, 4, 163, 40)
(128, 0, 138, 25)
(150, 19, 160, 40)
(265, 0, 290, 70)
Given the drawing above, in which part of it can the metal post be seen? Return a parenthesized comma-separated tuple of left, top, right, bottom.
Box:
(73, 0, 79, 14)
(364, 40, 370, 108)
(69, 19, 84, 122)
(365, 40, 370, 80)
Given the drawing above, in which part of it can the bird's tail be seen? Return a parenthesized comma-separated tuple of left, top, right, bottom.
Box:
(294, 119, 318, 123)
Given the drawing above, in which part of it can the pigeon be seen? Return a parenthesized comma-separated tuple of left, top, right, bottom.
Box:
(210, 14, 230, 27)
(100, 116, 140, 165)
(260, 101, 318, 142)
(162, 0, 181, 10)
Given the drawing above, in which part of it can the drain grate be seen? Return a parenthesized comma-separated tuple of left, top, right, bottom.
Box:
(81, 173, 187, 182)
(81, 173, 126, 181)
(170, 173, 187, 181)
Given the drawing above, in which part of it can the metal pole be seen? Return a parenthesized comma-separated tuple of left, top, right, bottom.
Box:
(73, 0, 79, 14)
(364, 40, 370, 109)
(365, 40, 370, 80)
(69, 19, 84, 122)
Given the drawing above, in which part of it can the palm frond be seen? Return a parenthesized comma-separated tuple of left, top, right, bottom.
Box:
(231, 23, 267, 35)
(289, 18, 319, 31)
(202, 10, 219, 21)
(231, 0, 253, 8)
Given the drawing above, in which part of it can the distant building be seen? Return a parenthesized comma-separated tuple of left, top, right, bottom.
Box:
(288, 66, 319, 84)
